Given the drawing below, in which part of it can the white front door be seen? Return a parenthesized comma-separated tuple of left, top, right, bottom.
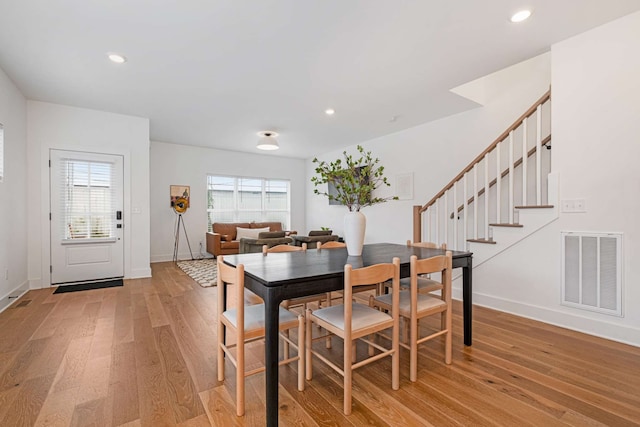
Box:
(50, 150, 124, 285)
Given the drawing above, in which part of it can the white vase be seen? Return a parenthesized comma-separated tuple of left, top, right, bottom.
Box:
(344, 211, 366, 256)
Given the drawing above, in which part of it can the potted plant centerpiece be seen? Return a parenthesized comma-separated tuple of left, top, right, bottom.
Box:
(311, 145, 397, 256)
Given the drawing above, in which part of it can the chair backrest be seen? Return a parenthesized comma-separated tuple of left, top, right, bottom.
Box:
(317, 241, 346, 250)
(410, 251, 453, 300)
(344, 257, 400, 332)
(263, 243, 307, 254)
(406, 239, 446, 250)
(217, 256, 246, 333)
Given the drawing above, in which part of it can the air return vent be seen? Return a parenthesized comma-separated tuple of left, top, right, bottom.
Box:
(561, 232, 622, 316)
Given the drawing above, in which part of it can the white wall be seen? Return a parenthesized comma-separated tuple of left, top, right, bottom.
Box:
(149, 141, 306, 262)
(27, 102, 151, 286)
(0, 67, 29, 310)
(461, 11, 640, 346)
(306, 54, 552, 245)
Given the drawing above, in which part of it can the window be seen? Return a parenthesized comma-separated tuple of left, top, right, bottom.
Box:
(207, 175, 290, 230)
(0, 123, 4, 182)
(59, 159, 116, 239)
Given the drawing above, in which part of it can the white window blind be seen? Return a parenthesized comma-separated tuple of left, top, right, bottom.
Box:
(207, 175, 290, 230)
(59, 158, 116, 239)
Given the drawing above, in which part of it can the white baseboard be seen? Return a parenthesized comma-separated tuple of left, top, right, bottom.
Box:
(127, 267, 152, 279)
(0, 280, 31, 314)
(473, 292, 640, 348)
(151, 253, 212, 263)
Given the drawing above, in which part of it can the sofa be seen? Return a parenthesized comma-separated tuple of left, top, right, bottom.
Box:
(292, 230, 340, 249)
(206, 222, 296, 256)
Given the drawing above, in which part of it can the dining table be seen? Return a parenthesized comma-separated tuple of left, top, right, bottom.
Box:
(223, 242, 473, 426)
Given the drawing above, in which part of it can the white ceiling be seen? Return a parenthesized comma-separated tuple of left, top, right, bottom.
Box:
(1, 1, 639, 159)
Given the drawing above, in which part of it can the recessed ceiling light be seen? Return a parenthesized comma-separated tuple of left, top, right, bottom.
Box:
(510, 10, 531, 23)
(108, 53, 127, 64)
(325, 108, 335, 115)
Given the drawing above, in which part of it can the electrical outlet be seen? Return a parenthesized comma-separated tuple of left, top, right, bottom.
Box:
(575, 199, 586, 212)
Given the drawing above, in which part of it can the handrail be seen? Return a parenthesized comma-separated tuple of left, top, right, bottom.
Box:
(418, 89, 551, 214)
(449, 134, 551, 217)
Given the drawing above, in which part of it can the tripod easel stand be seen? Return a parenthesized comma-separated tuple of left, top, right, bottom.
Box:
(173, 213, 194, 262)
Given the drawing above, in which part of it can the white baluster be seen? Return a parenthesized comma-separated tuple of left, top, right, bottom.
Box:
(453, 180, 458, 250)
(509, 130, 514, 224)
(473, 164, 478, 240)
(435, 197, 439, 245)
(463, 173, 468, 246)
(444, 190, 448, 248)
(426, 208, 431, 243)
(484, 153, 489, 240)
(522, 118, 528, 207)
(536, 105, 542, 205)
(496, 141, 501, 224)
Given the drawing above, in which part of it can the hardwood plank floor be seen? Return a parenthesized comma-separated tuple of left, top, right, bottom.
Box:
(1, 261, 639, 426)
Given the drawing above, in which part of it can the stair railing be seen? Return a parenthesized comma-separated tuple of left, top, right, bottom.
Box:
(413, 89, 551, 249)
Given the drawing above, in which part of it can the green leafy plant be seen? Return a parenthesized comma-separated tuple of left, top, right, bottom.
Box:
(311, 145, 397, 212)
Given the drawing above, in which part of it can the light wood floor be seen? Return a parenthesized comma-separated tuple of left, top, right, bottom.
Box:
(1, 261, 640, 426)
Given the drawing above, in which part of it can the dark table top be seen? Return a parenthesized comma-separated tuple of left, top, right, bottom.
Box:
(223, 242, 472, 288)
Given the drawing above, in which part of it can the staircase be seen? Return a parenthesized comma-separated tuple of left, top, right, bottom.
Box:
(413, 89, 557, 267)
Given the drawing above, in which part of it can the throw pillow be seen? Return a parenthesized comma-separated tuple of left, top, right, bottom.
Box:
(236, 227, 270, 240)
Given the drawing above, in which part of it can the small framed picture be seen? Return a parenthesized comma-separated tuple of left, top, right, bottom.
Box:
(395, 173, 414, 200)
(170, 185, 190, 208)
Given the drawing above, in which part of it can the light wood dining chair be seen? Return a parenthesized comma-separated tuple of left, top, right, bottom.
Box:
(403, 240, 447, 293)
(262, 243, 330, 357)
(371, 251, 452, 382)
(263, 243, 328, 311)
(317, 240, 347, 249)
(216, 256, 305, 416)
(305, 258, 400, 415)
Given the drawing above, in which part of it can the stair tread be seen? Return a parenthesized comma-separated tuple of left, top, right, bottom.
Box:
(467, 239, 497, 244)
(515, 205, 554, 209)
(489, 223, 523, 228)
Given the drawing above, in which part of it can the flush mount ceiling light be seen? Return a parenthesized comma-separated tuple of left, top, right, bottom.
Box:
(108, 53, 127, 64)
(325, 108, 335, 115)
(256, 131, 279, 150)
(510, 9, 532, 23)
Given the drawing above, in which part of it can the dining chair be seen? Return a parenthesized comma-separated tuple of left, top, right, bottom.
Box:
(216, 256, 305, 416)
(402, 240, 447, 293)
(263, 243, 328, 311)
(262, 242, 330, 357)
(317, 240, 347, 249)
(371, 251, 452, 382)
(305, 257, 400, 415)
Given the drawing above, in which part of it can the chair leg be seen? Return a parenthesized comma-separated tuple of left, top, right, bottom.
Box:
(410, 315, 418, 382)
(297, 315, 305, 391)
(352, 342, 357, 363)
(402, 317, 409, 344)
(283, 329, 290, 360)
(344, 338, 352, 415)
(217, 322, 225, 382)
(445, 308, 452, 365)
(392, 316, 400, 391)
(305, 309, 313, 381)
(236, 333, 245, 416)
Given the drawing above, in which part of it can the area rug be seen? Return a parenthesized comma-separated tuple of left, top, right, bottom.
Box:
(177, 258, 217, 287)
(53, 279, 124, 294)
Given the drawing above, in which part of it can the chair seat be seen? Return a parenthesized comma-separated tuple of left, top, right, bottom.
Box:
(374, 291, 446, 318)
(223, 304, 299, 334)
(312, 303, 392, 332)
(399, 276, 443, 293)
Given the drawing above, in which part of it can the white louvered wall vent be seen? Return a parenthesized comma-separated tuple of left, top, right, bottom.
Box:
(561, 232, 622, 317)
